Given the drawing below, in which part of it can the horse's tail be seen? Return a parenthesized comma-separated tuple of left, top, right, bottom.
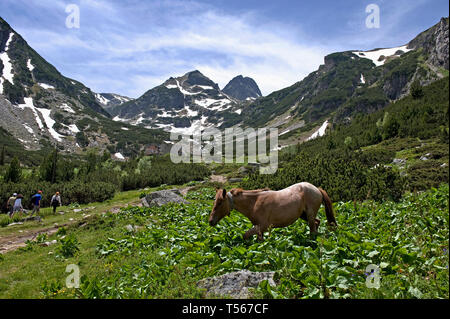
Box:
(318, 188, 337, 227)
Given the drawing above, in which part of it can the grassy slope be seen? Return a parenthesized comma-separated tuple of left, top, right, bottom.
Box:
(0, 184, 448, 299)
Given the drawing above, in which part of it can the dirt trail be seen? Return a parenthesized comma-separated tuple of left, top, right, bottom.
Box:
(0, 225, 63, 254)
(0, 200, 142, 254)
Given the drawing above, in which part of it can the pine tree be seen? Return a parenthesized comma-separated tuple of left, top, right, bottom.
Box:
(0, 146, 5, 166)
(40, 147, 59, 183)
(411, 80, 424, 99)
(5, 156, 21, 183)
(50, 147, 58, 183)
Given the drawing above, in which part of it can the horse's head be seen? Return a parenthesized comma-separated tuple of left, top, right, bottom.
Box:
(209, 188, 231, 227)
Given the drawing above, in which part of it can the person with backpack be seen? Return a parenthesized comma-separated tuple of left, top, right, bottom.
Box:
(7, 193, 17, 217)
(30, 190, 43, 216)
(12, 194, 24, 217)
(50, 192, 62, 213)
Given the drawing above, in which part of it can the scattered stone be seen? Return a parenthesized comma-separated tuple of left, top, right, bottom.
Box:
(108, 207, 121, 214)
(69, 218, 74, 221)
(73, 209, 83, 213)
(83, 214, 91, 219)
(392, 158, 406, 166)
(168, 188, 182, 196)
(124, 224, 140, 232)
(7, 222, 23, 227)
(143, 190, 190, 208)
(440, 163, 448, 167)
(228, 178, 243, 183)
(40, 240, 57, 247)
(58, 211, 65, 215)
(420, 153, 432, 161)
(197, 270, 276, 299)
(238, 166, 249, 175)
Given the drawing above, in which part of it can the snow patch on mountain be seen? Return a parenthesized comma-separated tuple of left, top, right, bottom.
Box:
(27, 59, 35, 72)
(352, 45, 412, 67)
(0, 32, 15, 92)
(112, 94, 131, 103)
(95, 93, 110, 105)
(114, 152, 125, 160)
(59, 103, 75, 114)
(39, 83, 55, 90)
(184, 106, 198, 117)
(38, 107, 64, 142)
(308, 120, 329, 141)
(16, 97, 44, 130)
(67, 124, 80, 134)
(176, 79, 199, 95)
(195, 85, 215, 90)
(23, 124, 34, 135)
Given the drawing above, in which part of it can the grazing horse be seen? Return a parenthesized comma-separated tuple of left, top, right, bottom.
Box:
(209, 182, 337, 241)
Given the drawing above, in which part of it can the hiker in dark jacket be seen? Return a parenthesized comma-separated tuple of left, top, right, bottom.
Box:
(51, 192, 62, 213)
(30, 190, 43, 216)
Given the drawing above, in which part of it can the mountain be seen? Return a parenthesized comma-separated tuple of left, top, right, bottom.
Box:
(230, 17, 449, 147)
(1, 15, 448, 156)
(95, 93, 133, 111)
(109, 70, 244, 134)
(0, 17, 167, 156)
(222, 75, 262, 100)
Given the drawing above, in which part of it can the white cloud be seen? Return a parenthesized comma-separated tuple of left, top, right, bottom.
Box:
(11, 0, 330, 97)
(9, 0, 430, 98)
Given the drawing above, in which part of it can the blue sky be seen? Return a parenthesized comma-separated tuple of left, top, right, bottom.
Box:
(1, 0, 448, 98)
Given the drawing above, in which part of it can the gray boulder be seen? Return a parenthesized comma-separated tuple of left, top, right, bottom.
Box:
(238, 166, 249, 175)
(197, 270, 276, 299)
(392, 158, 406, 166)
(142, 189, 190, 207)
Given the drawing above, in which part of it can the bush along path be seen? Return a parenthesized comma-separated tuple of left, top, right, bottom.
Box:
(4, 184, 445, 299)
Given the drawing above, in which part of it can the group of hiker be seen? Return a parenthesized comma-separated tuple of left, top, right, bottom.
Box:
(6, 191, 62, 218)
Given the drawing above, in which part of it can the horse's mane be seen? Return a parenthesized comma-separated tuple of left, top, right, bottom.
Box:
(231, 188, 271, 196)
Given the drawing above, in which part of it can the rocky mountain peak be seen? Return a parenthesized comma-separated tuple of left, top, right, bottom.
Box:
(222, 75, 262, 100)
(408, 17, 449, 69)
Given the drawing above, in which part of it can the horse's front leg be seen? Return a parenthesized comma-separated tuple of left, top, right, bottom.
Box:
(243, 226, 258, 240)
(244, 225, 265, 241)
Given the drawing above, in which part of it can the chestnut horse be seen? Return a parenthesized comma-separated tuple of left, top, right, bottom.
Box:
(209, 182, 337, 241)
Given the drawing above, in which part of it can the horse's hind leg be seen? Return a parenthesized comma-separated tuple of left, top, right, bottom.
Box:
(306, 211, 319, 239)
(257, 225, 265, 242)
(315, 218, 320, 229)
